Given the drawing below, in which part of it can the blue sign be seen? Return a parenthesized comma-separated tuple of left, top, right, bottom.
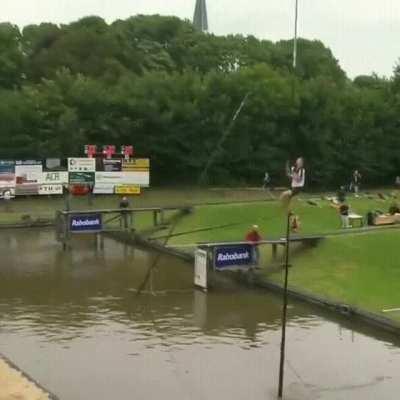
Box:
(70, 214, 102, 233)
(0, 160, 15, 173)
(214, 244, 254, 270)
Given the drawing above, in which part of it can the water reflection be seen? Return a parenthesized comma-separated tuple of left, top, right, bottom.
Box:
(0, 229, 399, 400)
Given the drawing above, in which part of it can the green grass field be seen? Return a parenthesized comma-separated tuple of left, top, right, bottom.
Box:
(165, 195, 395, 245)
(265, 232, 400, 323)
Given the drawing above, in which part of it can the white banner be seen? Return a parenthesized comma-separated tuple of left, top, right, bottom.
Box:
(95, 171, 149, 186)
(40, 171, 68, 185)
(15, 164, 42, 184)
(39, 184, 63, 195)
(68, 158, 96, 172)
(93, 183, 115, 194)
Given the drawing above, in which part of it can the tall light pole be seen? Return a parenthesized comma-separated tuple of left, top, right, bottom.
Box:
(277, 1, 299, 399)
(293, 0, 299, 69)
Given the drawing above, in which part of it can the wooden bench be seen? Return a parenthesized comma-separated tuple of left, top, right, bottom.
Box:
(348, 213, 364, 227)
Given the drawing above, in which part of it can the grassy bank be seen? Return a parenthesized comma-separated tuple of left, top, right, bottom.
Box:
(265, 232, 400, 323)
(0, 188, 271, 226)
(160, 193, 400, 324)
(165, 195, 394, 245)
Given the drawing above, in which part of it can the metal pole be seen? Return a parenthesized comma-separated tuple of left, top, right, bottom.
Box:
(293, 0, 299, 69)
(278, 211, 292, 398)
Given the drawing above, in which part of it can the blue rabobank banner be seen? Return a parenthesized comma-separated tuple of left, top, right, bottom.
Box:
(70, 214, 102, 233)
(214, 244, 254, 270)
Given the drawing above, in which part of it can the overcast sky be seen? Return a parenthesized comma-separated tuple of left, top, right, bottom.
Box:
(2, 0, 400, 78)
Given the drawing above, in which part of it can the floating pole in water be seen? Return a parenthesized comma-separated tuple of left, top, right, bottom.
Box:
(278, 211, 292, 398)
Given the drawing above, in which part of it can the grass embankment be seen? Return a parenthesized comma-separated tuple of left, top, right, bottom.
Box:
(162, 193, 400, 323)
(0, 187, 269, 228)
(165, 195, 393, 244)
(266, 231, 400, 323)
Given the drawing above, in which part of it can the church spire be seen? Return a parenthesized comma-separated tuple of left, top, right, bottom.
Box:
(193, 0, 208, 32)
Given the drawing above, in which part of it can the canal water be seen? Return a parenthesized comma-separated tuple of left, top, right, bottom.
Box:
(0, 229, 399, 400)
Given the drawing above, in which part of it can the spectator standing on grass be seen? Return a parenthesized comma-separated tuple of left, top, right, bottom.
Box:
(351, 170, 362, 195)
(395, 176, 400, 189)
(245, 225, 262, 266)
(263, 172, 270, 189)
(337, 186, 346, 203)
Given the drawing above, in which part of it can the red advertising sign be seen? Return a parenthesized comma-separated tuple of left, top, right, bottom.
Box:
(84, 145, 97, 158)
(121, 145, 134, 159)
(102, 145, 116, 159)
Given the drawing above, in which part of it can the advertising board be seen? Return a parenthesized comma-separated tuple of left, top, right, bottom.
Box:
(15, 164, 43, 195)
(194, 249, 208, 290)
(95, 172, 149, 187)
(39, 184, 63, 195)
(0, 161, 15, 189)
(93, 183, 115, 194)
(68, 158, 96, 172)
(102, 159, 122, 172)
(115, 185, 141, 195)
(69, 172, 95, 184)
(15, 160, 42, 166)
(70, 214, 102, 233)
(40, 171, 68, 185)
(45, 158, 62, 170)
(122, 158, 150, 172)
(214, 244, 254, 270)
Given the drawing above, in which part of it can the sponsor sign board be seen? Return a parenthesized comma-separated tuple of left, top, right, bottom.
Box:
(40, 171, 68, 185)
(115, 185, 141, 195)
(122, 158, 150, 172)
(45, 158, 62, 170)
(0, 161, 15, 189)
(194, 249, 208, 290)
(15, 160, 42, 166)
(102, 159, 122, 172)
(39, 184, 63, 195)
(69, 172, 95, 184)
(0, 160, 15, 173)
(68, 158, 96, 172)
(93, 183, 115, 194)
(214, 244, 254, 270)
(15, 164, 43, 195)
(70, 213, 102, 233)
(95, 172, 149, 187)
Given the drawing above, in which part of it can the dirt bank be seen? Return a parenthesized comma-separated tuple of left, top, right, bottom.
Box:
(0, 358, 50, 400)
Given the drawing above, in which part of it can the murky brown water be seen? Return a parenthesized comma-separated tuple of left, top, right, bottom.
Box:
(0, 229, 399, 400)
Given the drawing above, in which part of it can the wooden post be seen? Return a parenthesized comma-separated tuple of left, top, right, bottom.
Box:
(153, 210, 158, 226)
(160, 209, 165, 225)
(123, 211, 128, 231)
(272, 243, 278, 260)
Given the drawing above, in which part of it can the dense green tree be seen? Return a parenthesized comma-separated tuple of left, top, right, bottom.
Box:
(0, 15, 398, 188)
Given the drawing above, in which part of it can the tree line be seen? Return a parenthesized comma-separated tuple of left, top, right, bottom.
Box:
(0, 15, 399, 187)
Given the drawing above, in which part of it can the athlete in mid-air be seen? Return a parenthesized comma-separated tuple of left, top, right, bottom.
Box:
(280, 157, 306, 207)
